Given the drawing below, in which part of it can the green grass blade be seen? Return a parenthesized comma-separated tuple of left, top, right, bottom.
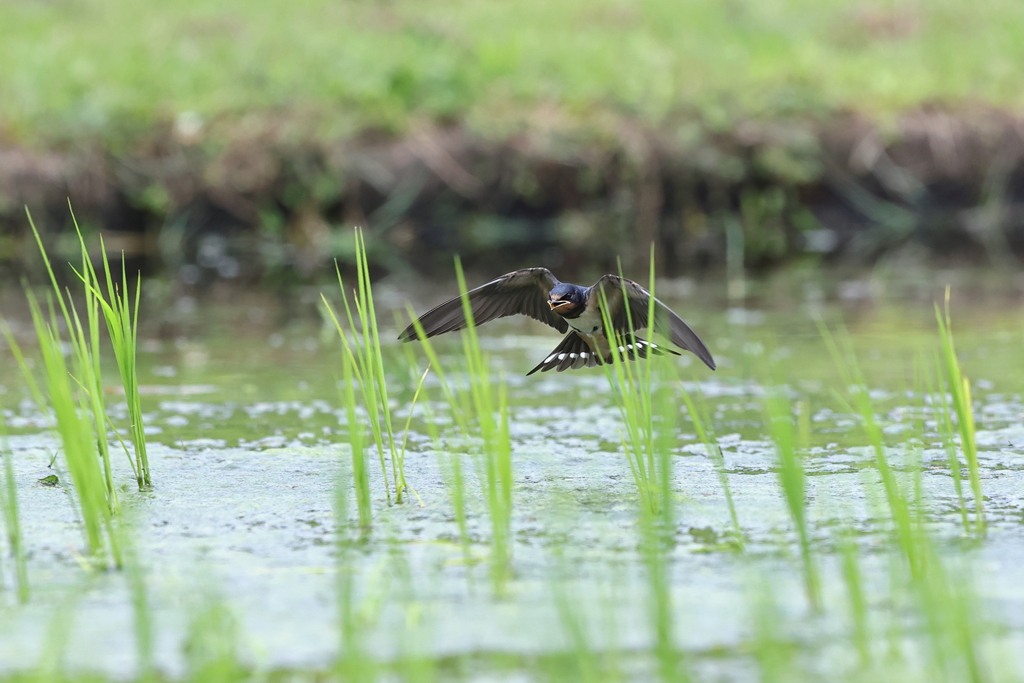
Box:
(321, 292, 372, 529)
(934, 293, 984, 536)
(764, 388, 820, 610)
(0, 395, 30, 602)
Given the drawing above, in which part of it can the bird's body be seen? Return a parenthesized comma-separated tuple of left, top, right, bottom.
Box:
(399, 268, 715, 375)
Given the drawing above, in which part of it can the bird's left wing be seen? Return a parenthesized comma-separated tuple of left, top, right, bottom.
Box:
(399, 268, 568, 341)
(590, 275, 716, 370)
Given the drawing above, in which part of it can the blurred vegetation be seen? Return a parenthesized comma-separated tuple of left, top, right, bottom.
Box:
(2, 0, 1023, 143)
(3, 0, 1024, 283)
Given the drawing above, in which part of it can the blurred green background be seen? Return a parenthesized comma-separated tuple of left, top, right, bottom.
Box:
(2, 0, 1024, 284)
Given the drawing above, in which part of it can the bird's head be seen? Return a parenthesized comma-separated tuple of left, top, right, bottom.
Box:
(547, 283, 586, 316)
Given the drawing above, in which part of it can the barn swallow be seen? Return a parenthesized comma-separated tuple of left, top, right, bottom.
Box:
(398, 268, 715, 375)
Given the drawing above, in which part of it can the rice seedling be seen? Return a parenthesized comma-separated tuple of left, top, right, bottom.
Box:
(1, 323, 46, 419)
(323, 240, 433, 528)
(452, 258, 514, 586)
(0, 396, 29, 603)
(816, 318, 994, 681)
(596, 254, 674, 524)
(21, 289, 120, 564)
(874, 511, 989, 683)
(836, 529, 870, 666)
(401, 258, 514, 587)
(395, 368, 430, 509)
(75, 223, 150, 491)
(321, 228, 405, 505)
(935, 290, 985, 536)
(27, 209, 121, 507)
(3, 210, 127, 563)
(763, 387, 820, 610)
(401, 311, 472, 561)
(678, 385, 744, 549)
(925, 353, 970, 532)
(818, 320, 921, 577)
(590, 255, 690, 679)
(340, 346, 372, 530)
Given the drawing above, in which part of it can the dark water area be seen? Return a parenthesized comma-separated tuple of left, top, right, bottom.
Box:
(2, 269, 1024, 680)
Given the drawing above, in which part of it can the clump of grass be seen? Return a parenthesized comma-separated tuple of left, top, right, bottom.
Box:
(322, 228, 408, 506)
(934, 290, 985, 536)
(2, 209, 131, 564)
(596, 253, 688, 680)
(339, 348, 372, 530)
(74, 219, 150, 490)
(596, 253, 674, 523)
(764, 387, 820, 610)
(817, 319, 993, 680)
(19, 290, 120, 563)
(27, 209, 121, 507)
(0, 396, 30, 602)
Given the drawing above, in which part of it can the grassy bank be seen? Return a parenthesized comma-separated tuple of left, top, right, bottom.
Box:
(3, 0, 1024, 142)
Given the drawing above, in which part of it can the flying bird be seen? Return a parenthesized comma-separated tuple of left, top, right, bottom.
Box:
(399, 268, 715, 375)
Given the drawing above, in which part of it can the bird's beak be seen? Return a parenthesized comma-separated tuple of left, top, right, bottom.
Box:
(547, 300, 559, 310)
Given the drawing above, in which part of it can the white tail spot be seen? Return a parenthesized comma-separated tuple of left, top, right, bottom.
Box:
(558, 353, 567, 360)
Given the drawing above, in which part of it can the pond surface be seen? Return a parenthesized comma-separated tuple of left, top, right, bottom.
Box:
(2, 270, 1024, 681)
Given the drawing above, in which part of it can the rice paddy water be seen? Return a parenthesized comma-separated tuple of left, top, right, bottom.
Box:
(1, 232, 1023, 682)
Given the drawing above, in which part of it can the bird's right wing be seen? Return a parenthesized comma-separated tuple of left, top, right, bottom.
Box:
(399, 268, 568, 341)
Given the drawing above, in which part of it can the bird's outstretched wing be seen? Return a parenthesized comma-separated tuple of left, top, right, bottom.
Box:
(399, 268, 568, 341)
(589, 275, 716, 370)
